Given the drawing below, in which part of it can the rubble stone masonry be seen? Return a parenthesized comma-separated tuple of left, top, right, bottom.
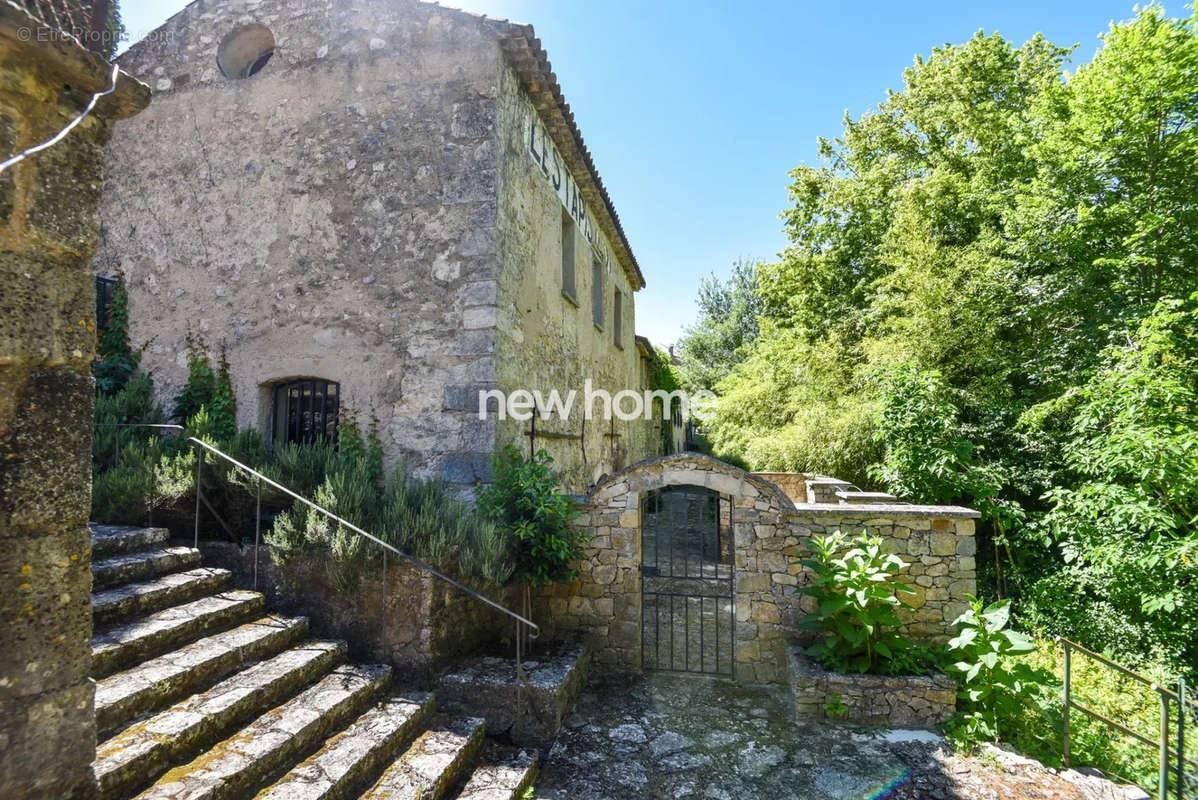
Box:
(0, 4, 148, 796)
(536, 453, 979, 685)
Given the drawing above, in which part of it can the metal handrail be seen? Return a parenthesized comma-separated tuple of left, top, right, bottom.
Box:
(95, 423, 539, 638)
(1059, 636, 1194, 800)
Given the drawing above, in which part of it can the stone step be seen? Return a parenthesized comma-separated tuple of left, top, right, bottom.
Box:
(96, 615, 310, 736)
(455, 748, 538, 800)
(92, 546, 202, 591)
(93, 566, 233, 627)
(362, 715, 486, 800)
(95, 640, 347, 800)
(132, 663, 392, 800)
(91, 590, 266, 678)
(253, 692, 436, 800)
(90, 524, 170, 559)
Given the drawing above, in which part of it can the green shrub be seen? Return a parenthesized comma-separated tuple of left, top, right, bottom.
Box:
(91, 460, 152, 525)
(93, 275, 140, 395)
(1011, 640, 1171, 792)
(172, 334, 237, 440)
(945, 597, 1054, 744)
(266, 433, 510, 589)
(92, 372, 166, 470)
(797, 530, 922, 674)
(476, 446, 582, 588)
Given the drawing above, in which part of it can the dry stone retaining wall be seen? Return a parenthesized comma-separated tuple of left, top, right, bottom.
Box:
(536, 453, 979, 685)
(787, 646, 957, 728)
(198, 542, 517, 684)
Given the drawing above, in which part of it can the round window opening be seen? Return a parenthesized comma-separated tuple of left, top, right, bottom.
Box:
(217, 23, 276, 79)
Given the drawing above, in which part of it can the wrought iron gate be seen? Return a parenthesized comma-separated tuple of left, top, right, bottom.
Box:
(641, 485, 734, 675)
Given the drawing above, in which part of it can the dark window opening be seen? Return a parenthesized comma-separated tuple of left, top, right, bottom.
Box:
(271, 379, 340, 447)
(592, 258, 604, 328)
(614, 288, 623, 348)
(561, 210, 577, 302)
(96, 276, 118, 334)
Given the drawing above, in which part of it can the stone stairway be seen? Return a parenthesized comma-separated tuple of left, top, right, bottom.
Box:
(88, 524, 538, 800)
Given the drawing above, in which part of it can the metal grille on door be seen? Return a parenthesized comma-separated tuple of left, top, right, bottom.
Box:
(641, 485, 734, 676)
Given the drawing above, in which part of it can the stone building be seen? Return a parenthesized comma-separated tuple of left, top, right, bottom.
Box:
(94, 0, 664, 492)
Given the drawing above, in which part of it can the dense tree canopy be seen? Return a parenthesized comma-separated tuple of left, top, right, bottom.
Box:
(682, 5, 1198, 671)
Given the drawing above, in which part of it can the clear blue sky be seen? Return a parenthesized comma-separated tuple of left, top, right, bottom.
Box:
(118, 0, 1158, 346)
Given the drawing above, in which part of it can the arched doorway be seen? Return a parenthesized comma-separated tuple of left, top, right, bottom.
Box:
(640, 484, 734, 676)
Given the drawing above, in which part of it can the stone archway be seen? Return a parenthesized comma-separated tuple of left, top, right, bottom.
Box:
(536, 453, 795, 683)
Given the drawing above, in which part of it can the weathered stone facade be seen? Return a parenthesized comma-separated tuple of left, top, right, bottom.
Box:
(787, 647, 957, 729)
(93, 0, 659, 492)
(536, 453, 979, 684)
(0, 4, 149, 796)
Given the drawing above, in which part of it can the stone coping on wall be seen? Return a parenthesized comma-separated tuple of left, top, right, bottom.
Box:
(787, 645, 957, 729)
(790, 503, 981, 519)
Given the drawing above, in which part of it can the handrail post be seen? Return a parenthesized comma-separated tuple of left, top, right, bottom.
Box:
(253, 475, 261, 591)
(1063, 639, 1071, 769)
(148, 435, 156, 528)
(1160, 686, 1170, 800)
(1179, 678, 1185, 800)
(193, 447, 204, 550)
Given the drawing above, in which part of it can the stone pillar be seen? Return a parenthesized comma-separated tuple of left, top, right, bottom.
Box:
(0, 5, 148, 798)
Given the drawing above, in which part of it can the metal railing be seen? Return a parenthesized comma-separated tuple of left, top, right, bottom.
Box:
(1061, 637, 1196, 800)
(97, 424, 539, 670)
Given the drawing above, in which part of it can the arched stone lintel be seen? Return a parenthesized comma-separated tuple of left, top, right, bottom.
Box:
(587, 452, 794, 512)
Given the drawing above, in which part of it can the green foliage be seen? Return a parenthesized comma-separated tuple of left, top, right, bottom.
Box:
(209, 346, 237, 441)
(869, 366, 1003, 515)
(797, 531, 922, 675)
(266, 438, 510, 589)
(93, 275, 140, 395)
(682, 6, 1198, 685)
(476, 445, 581, 587)
(674, 259, 762, 392)
(92, 372, 164, 468)
(172, 333, 217, 423)
(945, 597, 1053, 743)
(1006, 641, 1174, 793)
(104, 0, 125, 60)
(822, 693, 849, 718)
(704, 324, 879, 485)
(1035, 294, 1198, 666)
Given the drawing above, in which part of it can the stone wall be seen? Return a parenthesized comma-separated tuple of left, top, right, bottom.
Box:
(752, 472, 809, 507)
(198, 541, 518, 685)
(787, 647, 956, 729)
(494, 62, 658, 491)
(94, 0, 660, 494)
(0, 5, 149, 797)
(95, 0, 505, 487)
(535, 454, 979, 685)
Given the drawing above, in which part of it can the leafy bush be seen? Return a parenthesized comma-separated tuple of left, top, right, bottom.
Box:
(1010, 640, 1173, 793)
(267, 423, 511, 589)
(476, 445, 581, 587)
(92, 372, 165, 470)
(172, 334, 236, 439)
(797, 530, 922, 674)
(1038, 295, 1198, 669)
(93, 275, 140, 395)
(945, 597, 1054, 743)
(869, 365, 1003, 513)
